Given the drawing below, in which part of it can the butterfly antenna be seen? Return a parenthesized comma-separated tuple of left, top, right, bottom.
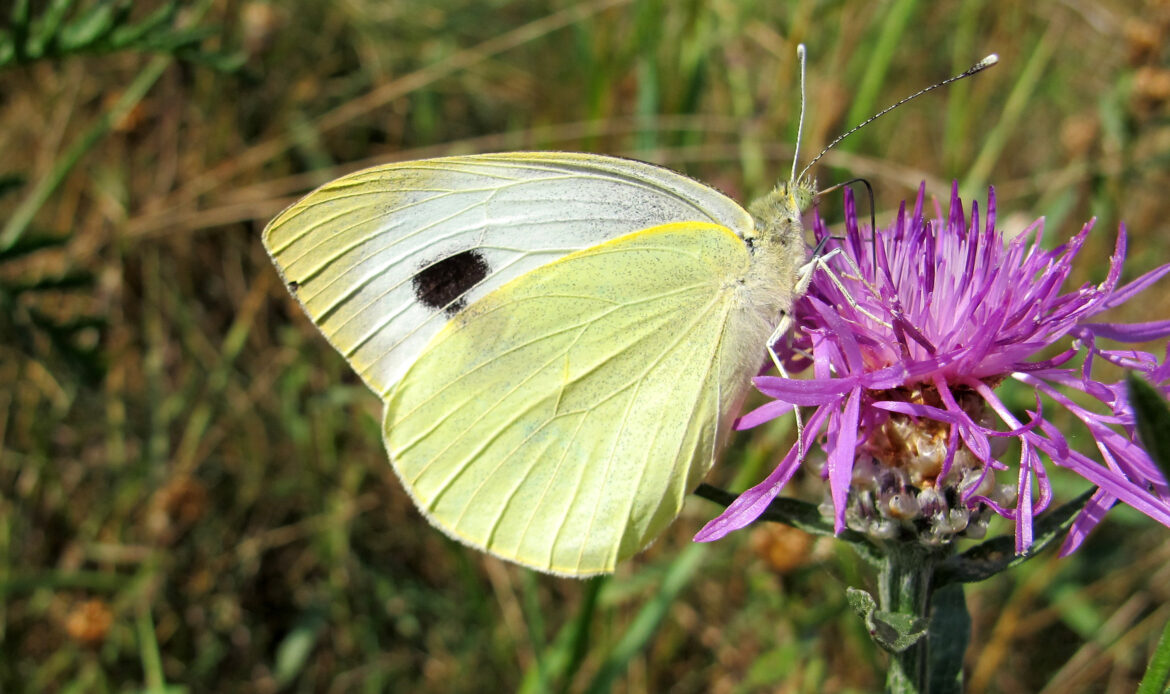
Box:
(796, 53, 999, 182)
(817, 177, 878, 265)
(791, 43, 807, 185)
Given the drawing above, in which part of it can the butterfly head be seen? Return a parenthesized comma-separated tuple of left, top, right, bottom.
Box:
(788, 176, 816, 215)
(745, 176, 816, 246)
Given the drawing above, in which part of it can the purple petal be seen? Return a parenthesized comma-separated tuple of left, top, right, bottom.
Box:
(1014, 348, 1079, 372)
(1058, 489, 1116, 556)
(735, 400, 802, 430)
(1015, 439, 1035, 553)
(1103, 260, 1170, 308)
(935, 376, 992, 461)
(695, 406, 833, 541)
(752, 375, 859, 404)
(809, 298, 865, 372)
(1079, 320, 1170, 342)
(826, 388, 863, 533)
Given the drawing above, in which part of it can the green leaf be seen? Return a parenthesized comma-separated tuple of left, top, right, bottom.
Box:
(847, 585, 879, 617)
(0, 0, 238, 70)
(694, 483, 884, 565)
(1129, 372, 1170, 478)
(847, 587, 929, 654)
(273, 608, 327, 688)
(927, 583, 970, 694)
(935, 488, 1094, 586)
(1137, 613, 1170, 694)
(107, 4, 175, 47)
(9, 0, 32, 62)
(28, 0, 76, 58)
(57, 0, 118, 52)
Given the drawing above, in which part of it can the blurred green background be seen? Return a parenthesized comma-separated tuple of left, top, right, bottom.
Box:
(3, 1, 1170, 692)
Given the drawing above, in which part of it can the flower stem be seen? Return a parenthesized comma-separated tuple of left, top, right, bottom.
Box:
(878, 543, 971, 694)
(881, 544, 933, 692)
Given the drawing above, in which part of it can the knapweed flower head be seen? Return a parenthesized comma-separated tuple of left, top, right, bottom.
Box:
(697, 183, 1170, 554)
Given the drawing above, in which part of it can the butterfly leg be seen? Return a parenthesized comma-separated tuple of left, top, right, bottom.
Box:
(766, 314, 806, 463)
(807, 247, 893, 330)
(762, 246, 853, 462)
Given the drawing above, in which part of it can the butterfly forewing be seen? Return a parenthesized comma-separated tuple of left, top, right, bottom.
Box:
(384, 222, 776, 575)
(262, 153, 753, 397)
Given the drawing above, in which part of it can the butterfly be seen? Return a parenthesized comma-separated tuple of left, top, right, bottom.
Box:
(261, 48, 997, 576)
(263, 152, 814, 576)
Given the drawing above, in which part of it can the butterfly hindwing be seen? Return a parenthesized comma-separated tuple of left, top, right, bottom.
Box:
(384, 221, 776, 575)
(262, 153, 753, 397)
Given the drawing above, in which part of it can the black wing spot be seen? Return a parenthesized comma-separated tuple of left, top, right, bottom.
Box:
(287, 280, 300, 293)
(412, 250, 490, 317)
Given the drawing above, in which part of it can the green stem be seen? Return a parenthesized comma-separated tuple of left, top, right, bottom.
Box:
(881, 544, 935, 693)
(872, 543, 971, 694)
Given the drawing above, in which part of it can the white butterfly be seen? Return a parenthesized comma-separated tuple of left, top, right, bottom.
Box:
(264, 151, 810, 576)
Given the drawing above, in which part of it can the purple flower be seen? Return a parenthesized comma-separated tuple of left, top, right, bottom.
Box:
(697, 183, 1170, 554)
